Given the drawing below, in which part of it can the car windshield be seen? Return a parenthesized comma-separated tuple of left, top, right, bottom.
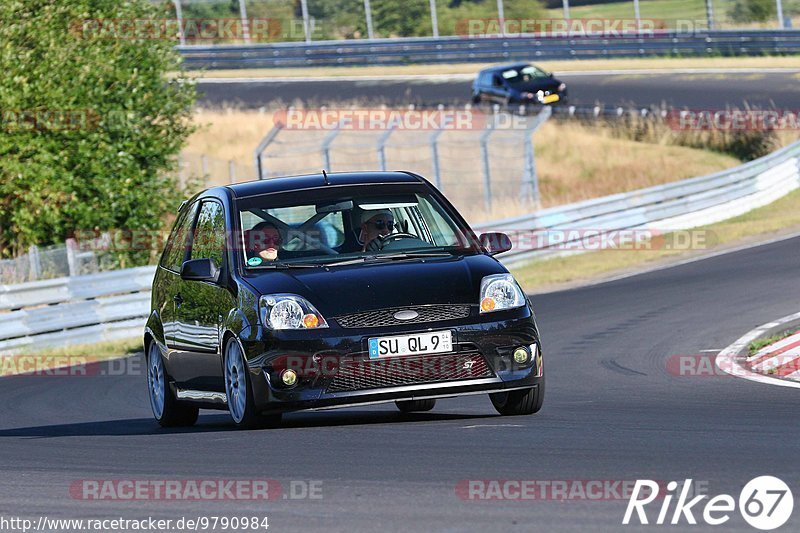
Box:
(237, 188, 479, 269)
(501, 65, 550, 85)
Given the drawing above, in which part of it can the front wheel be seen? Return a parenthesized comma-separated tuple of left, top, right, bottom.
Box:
(396, 399, 436, 413)
(490, 379, 544, 416)
(147, 342, 198, 427)
(224, 339, 281, 429)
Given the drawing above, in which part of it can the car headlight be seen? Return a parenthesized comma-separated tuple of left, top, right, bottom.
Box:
(558, 82, 567, 92)
(479, 274, 525, 314)
(259, 294, 328, 330)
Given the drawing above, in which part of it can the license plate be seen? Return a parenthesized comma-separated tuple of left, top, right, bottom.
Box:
(542, 94, 560, 104)
(368, 330, 452, 359)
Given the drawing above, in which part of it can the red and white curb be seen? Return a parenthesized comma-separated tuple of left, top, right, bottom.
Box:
(716, 312, 800, 389)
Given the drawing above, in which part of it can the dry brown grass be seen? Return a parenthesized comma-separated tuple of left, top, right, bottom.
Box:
(183, 57, 800, 79)
(184, 108, 740, 223)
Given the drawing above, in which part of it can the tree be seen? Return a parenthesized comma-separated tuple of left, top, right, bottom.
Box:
(729, 0, 776, 23)
(0, 0, 196, 266)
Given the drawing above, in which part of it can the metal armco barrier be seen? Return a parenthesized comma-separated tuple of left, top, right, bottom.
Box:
(475, 139, 800, 267)
(1, 139, 799, 351)
(178, 30, 800, 69)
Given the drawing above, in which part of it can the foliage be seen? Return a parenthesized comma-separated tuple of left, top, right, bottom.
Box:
(0, 0, 196, 265)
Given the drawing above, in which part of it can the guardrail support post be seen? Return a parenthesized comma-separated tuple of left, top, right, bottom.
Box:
(254, 123, 284, 180)
(480, 121, 495, 213)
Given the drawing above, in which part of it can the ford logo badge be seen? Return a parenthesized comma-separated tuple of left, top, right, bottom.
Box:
(394, 310, 419, 321)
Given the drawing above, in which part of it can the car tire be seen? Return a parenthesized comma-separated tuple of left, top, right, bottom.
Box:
(395, 399, 436, 413)
(489, 378, 545, 416)
(146, 341, 199, 427)
(224, 338, 282, 429)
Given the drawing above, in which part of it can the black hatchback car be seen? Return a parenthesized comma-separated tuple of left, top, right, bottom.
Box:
(145, 171, 544, 428)
(472, 63, 567, 106)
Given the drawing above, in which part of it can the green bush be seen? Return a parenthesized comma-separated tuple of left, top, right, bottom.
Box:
(0, 0, 196, 266)
(729, 0, 776, 23)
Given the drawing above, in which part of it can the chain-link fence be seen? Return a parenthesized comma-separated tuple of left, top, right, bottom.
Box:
(253, 107, 551, 222)
(0, 240, 100, 285)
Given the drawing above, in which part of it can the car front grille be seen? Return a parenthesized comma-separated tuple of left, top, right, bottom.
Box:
(334, 305, 471, 329)
(326, 352, 494, 393)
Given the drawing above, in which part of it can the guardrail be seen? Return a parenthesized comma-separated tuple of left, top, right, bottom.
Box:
(1, 139, 799, 352)
(179, 30, 800, 69)
(0, 266, 155, 352)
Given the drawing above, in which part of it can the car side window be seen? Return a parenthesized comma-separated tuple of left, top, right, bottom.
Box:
(189, 201, 226, 268)
(160, 202, 198, 273)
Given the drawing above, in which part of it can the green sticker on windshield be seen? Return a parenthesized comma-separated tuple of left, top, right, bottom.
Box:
(247, 257, 263, 267)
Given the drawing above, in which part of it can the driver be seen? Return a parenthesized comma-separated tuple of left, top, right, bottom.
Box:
(359, 209, 394, 251)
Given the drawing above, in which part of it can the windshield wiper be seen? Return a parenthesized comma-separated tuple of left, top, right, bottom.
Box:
(323, 251, 454, 268)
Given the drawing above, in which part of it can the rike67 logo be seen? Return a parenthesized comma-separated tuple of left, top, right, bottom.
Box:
(623, 477, 793, 530)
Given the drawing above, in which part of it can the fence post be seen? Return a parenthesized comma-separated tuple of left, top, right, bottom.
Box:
(377, 125, 396, 171)
(321, 122, 345, 171)
(300, 0, 312, 42)
(253, 123, 284, 180)
(28, 245, 41, 281)
(364, 0, 375, 39)
(430, 126, 445, 191)
(776, 0, 785, 29)
(520, 106, 551, 207)
(172, 0, 186, 46)
(238, 0, 251, 43)
(429, 0, 439, 38)
(705, 0, 714, 30)
(480, 121, 495, 213)
(201, 154, 209, 187)
(228, 160, 237, 183)
(65, 238, 78, 277)
(177, 154, 186, 190)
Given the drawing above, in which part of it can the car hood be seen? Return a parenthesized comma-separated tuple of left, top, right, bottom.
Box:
(510, 78, 561, 93)
(243, 254, 508, 317)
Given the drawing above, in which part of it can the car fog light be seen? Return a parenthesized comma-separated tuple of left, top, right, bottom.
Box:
(302, 313, 320, 328)
(480, 297, 496, 312)
(281, 369, 298, 386)
(513, 347, 529, 364)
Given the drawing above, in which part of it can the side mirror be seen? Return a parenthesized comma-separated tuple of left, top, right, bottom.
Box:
(180, 258, 220, 283)
(479, 232, 513, 255)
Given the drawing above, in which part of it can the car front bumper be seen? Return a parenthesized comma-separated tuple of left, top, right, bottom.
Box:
(239, 306, 543, 413)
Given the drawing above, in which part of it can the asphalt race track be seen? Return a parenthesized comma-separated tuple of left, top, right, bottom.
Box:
(197, 71, 800, 110)
(1, 236, 798, 532)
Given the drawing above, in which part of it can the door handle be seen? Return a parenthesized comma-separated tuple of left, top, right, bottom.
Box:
(173, 294, 183, 307)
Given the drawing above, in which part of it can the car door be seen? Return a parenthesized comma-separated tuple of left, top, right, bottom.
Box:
(173, 199, 234, 391)
(157, 202, 198, 351)
(489, 74, 508, 103)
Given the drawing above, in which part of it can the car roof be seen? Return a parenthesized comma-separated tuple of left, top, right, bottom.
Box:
(221, 171, 425, 199)
(478, 63, 530, 74)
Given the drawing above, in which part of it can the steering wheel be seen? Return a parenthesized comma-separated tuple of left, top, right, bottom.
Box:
(366, 232, 417, 252)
